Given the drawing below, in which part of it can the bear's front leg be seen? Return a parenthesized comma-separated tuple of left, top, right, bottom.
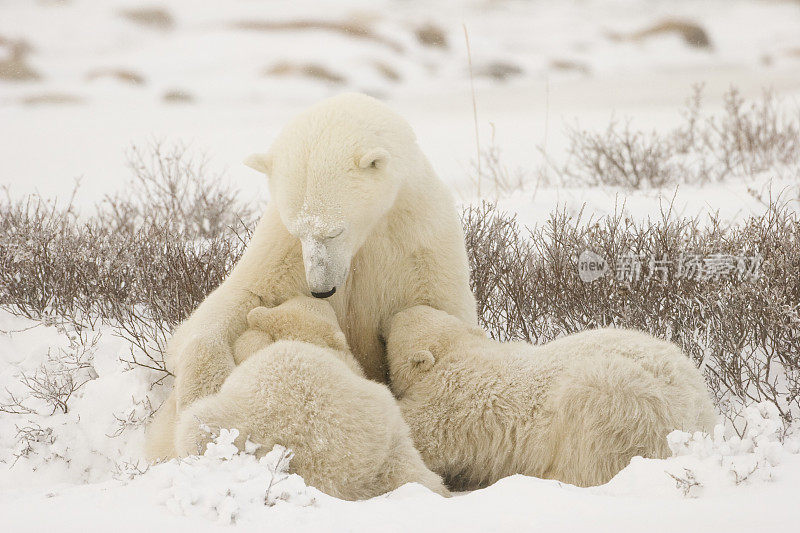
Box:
(168, 205, 306, 410)
(167, 282, 263, 410)
(174, 334, 237, 410)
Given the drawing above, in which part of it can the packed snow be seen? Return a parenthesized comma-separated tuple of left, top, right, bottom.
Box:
(2, 0, 800, 531)
(0, 310, 798, 532)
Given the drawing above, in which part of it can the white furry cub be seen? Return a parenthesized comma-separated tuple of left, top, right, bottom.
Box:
(386, 305, 716, 489)
(172, 297, 449, 501)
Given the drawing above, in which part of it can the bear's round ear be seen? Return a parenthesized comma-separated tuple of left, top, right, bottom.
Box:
(246, 306, 275, 329)
(243, 153, 273, 175)
(331, 331, 349, 352)
(468, 325, 487, 338)
(409, 349, 435, 372)
(358, 148, 390, 170)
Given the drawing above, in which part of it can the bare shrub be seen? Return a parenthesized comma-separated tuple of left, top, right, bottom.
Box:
(462, 202, 800, 429)
(266, 62, 346, 85)
(86, 69, 145, 85)
(415, 23, 448, 48)
(470, 124, 530, 198)
(162, 89, 193, 103)
(234, 19, 404, 53)
(10, 423, 56, 465)
(697, 88, 800, 178)
(264, 446, 295, 507)
(611, 19, 711, 49)
(1, 323, 98, 415)
(108, 396, 154, 438)
(111, 459, 149, 480)
(475, 61, 523, 81)
(119, 7, 175, 31)
(20, 93, 84, 106)
(0, 36, 40, 81)
(552, 88, 800, 188)
(0, 142, 255, 385)
(0, 185, 86, 321)
(100, 142, 255, 239)
(107, 222, 248, 378)
(1, 117, 798, 432)
(666, 468, 702, 497)
(559, 119, 675, 188)
(372, 61, 401, 82)
(549, 59, 590, 75)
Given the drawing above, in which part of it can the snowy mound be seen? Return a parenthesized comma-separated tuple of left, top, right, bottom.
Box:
(603, 401, 800, 498)
(1, 311, 799, 531)
(152, 429, 315, 524)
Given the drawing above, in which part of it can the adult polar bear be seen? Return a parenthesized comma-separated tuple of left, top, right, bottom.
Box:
(147, 93, 477, 458)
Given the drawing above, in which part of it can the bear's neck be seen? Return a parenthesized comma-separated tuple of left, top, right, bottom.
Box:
(391, 154, 452, 229)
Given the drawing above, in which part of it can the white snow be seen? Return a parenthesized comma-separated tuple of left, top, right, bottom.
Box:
(2, 0, 800, 530)
(1, 309, 799, 532)
(156, 431, 316, 524)
(1, 0, 799, 212)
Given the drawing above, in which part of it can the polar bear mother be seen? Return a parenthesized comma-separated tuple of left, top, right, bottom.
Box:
(161, 93, 477, 422)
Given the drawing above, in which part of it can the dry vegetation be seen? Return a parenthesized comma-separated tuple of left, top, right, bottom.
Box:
(20, 93, 84, 106)
(0, 142, 255, 383)
(162, 89, 193, 103)
(0, 324, 98, 416)
(0, 36, 40, 81)
(548, 87, 800, 189)
(463, 202, 800, 430)
(266, 62, 346, 85)
(470, 124, 530, 198)
(86, 69, 146, 86)
(1, 95, 798, 427)
(610, 19, 711, 49)
(474, 61, 523, 81)
(472, 88, 800, 196)
(118, 7, 175, 31)
(415, 23, 448, 48)
(234, 18, 404, 53)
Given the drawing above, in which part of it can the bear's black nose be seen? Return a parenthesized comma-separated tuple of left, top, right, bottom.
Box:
(311, 287, 336, 299)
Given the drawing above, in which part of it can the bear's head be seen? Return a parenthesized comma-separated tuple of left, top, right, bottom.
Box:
(385, 305, 485, 396)
(245, 93, 418, 298)
(244, 296, 349, 355)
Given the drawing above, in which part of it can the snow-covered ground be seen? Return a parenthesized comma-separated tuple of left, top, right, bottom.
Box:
(2, 0, 800, 208)
(1, 308, 798, 532)
(2, 0, 800, 531)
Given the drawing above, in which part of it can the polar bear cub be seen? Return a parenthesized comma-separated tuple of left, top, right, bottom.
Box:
(176, 297, 449, 501)
(232, 296, 362, 376)
(386, 305, 716, 490)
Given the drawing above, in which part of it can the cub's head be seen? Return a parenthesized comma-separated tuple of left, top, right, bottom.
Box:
(244, 296, 349, 354)
(385, 305, 485, 396)
(245, 93, 418, 299)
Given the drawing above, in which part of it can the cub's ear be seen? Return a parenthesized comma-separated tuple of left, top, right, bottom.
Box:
(468, 325, 487, 338)
(330, 331, 349, 352)
(243, 153, 272, 175)
(358, 148, 390, 170)
(409, 349, 435, 372)
(246, 306, 275, 329)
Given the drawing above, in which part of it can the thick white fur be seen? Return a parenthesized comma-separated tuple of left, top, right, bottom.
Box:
(147, 93, 475, 442)
(173, 298, 449, 500)
(149, 297, 358, 460)
(386, 306, 717, 490)
(232, 297, 355, 371)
